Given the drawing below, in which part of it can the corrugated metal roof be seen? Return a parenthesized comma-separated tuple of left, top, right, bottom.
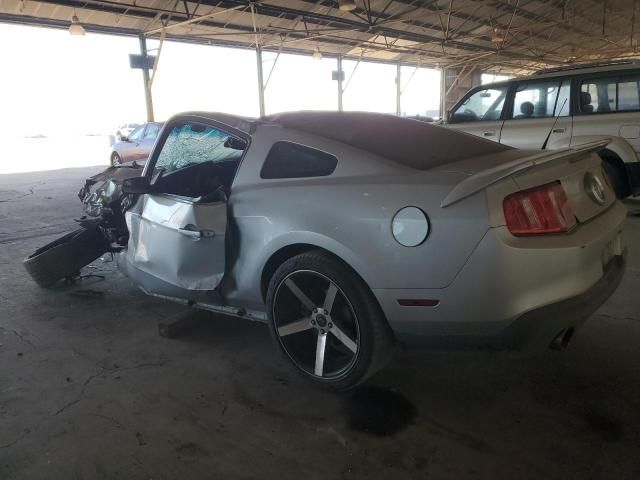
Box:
(2, 0, 640, 74)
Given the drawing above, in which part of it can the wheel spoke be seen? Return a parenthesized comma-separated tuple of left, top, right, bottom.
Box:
(314, 333, 327, 376)
(277, 317, 313, 337)
(323, 283, 338, 313)
(330, 324, 357, 353)
(284, 278, 316, 310)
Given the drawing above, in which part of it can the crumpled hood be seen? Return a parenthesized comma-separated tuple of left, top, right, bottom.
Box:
(78, 165, 144, 217)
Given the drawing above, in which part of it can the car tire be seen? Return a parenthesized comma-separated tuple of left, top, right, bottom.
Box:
(23, 226, 110, 288)
(601, 157, 630, 199)
(110, 152, 122, 167)
(266, 250, 395, 390)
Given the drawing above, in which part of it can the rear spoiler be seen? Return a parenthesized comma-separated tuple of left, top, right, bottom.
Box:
(440, 139, 611, 208)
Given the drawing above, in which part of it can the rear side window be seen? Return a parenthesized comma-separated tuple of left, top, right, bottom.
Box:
(261, 142, 337, 179)
(579, 75, 640, 113)
(618, 77, 640, 111)
(511, 80, 561, 119)
(581, 78, 616, 113)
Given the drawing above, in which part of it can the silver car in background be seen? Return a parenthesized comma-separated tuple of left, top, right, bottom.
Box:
(110, 122, 163, 166)
(108, 111, 627, 389)
(116, 123, 140, 141)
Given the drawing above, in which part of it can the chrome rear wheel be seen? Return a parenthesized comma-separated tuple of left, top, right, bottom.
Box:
(267, 251, 395, 390)
(274, 270, 360, 379)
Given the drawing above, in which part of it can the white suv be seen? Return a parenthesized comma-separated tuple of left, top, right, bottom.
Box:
(444, 61, 640, 198)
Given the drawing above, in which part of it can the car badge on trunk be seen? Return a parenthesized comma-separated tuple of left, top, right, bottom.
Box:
(584, 172, 606, 205)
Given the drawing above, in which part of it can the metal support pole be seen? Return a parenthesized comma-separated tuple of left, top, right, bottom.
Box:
(439, 67, 446, 120)
(256, 46, 266, 117)
(139, 34, 155, 122)
(337, 55, 344, 112)
(396, 63, 401, 116)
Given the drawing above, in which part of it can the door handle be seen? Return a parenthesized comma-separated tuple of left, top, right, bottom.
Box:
(483, 131, 495, 137)
(552, 128, 566, 133)
(178, 226, 215, 239)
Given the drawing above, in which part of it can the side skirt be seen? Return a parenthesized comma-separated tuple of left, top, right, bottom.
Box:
(119, 252, 268, 323)
(139, 289, 267, 323)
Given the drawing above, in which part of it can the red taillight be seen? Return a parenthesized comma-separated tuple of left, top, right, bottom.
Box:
(503, 182, 577, 236)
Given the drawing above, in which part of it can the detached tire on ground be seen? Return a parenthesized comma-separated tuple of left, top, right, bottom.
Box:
(267, 250, 395, 390)
(24, 226, 110, 288)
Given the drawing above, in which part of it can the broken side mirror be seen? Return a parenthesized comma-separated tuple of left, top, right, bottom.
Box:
(122, 176, 152, 194)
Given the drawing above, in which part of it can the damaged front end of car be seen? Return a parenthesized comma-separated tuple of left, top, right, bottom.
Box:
(77, 165, 142, 249)
(23, 166, 142, 288)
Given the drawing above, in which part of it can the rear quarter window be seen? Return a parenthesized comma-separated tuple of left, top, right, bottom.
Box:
(260, 142, 338, 179)
(579, 75, 640, 113)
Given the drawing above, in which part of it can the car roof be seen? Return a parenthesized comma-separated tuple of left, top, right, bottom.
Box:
(481, 61, 640, 89)
(176, 111, 256, 134)
(263, 111, 512, 170)
(174, 110, 511, 170)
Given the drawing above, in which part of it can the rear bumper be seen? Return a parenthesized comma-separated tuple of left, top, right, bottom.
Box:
(374, 201, 627, 351)
(388, 253, 626, 352)
(496, 252, 626, 352)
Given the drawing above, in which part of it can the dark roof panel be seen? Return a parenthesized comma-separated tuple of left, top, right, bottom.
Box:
(265, 111, 512, 170)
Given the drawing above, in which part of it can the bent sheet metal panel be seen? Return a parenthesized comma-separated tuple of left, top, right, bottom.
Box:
(126, 194, 226, 291)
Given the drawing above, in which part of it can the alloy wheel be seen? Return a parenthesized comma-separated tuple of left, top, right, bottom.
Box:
(273, 270, 360, 379)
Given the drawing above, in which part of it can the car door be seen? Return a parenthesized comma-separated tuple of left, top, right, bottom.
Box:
(446, 85, 509, 142)
(499, 78, 572, 149)
(572, 73, 640, 153)
(135, 123, 161, 161)
(124, 119, 248, 297)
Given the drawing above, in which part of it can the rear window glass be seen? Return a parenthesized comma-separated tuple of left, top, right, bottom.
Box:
(261, 142, 337, 179)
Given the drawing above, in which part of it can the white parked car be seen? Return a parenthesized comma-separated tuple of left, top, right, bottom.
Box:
(444, 61, 640, 198)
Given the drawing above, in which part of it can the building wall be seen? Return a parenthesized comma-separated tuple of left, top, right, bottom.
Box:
(441, 67, 483, 117)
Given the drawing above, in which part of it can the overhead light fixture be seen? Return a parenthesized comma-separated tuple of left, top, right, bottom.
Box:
(491, 27, 505, 45)
(339, 0, 357, 11)
(312, 46, 323, 60)
(69, 15, 86, 36)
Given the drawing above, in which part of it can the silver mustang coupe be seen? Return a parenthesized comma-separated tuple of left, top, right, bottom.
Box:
(71, 111, 630, 389)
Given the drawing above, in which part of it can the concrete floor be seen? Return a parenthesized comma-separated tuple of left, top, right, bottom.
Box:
(1, 166, 640, 480)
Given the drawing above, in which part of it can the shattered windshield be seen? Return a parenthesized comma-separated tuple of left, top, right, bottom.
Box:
(155, 123, 244, 173)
